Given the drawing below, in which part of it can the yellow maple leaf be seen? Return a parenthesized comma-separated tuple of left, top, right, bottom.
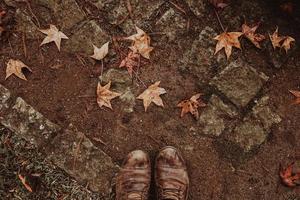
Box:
(137, 81, 166, 111)
(97, 81, 121, 109)
(214, 31, 243, 59)
(90, 42, 109, 60)
(5, 59, 32, 81)
(177, 93, 206, 120)
(126, 26, 154, 59)
(40, 24, 68, 51)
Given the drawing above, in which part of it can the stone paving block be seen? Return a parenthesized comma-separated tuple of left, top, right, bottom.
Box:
(181, 26, 226, 83)
(0, 97, 60, 147)
(251, 96, 281, 131)
(210, 60, 269, 108)
(186, 0, 206, 17)
(94, 0, 164, 34)
(64, 20, 110, 54)
(227, 96, 281, 152)
(0, 84, 12, 114)
(198, 95, 238, 136)
(154, 8, 186, 42)
(15, 9, 43, 39)
(230, 119, 266, 152)
(48, 130, 119, 195)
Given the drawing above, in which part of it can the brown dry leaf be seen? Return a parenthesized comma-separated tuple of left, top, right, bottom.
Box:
(214, 31, 243, 59)
(290, 90, 300, 105)
(40, 24, 68, 51)
(119, 51, 140, 76)
(137, 81, 166, 112)
(177, 93, 206, 120)
(269, 27, 285, 49)
(97, 81, 121, 109)
(282, 36, 295, 53)
(90, 42, 109, 60)
(6, 59, 32, 81)
(242, 23, 265, 48)
(18, 174, 33, 192)
(126, 26, 154, 59)
(280, 162, 300, 187)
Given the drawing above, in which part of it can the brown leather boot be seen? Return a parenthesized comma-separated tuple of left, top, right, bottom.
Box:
(155, 146, 189, 200)
(116, 150, 151, 200)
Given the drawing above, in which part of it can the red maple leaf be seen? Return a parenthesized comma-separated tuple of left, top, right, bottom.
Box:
(280, 162, 300, 187)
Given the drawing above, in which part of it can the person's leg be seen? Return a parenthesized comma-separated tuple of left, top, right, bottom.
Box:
(116, 150, 151, 200)
(155, 146, 189, 200)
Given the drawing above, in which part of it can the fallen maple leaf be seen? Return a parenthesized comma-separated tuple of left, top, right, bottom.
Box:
(280, 162, 300, 187)
(137, 81, 166, 111)
(290, 90, 300, 105)
(40, 24, 68, 51)
(18, 174, 33, 192)
(90, 42, 109, 60)
(119, 51, 140, 77)
(5, 59, 32, 81)
(242, 23, 265, 49)
(97, 81, 121, 109)
(214, 31, 243, 59)
(282, 36, 295, 53)
(126, 26, 154, 59)
(269, 27, 285, 49)
(177, 93, 206, 120)
(209, 0, 228, 9)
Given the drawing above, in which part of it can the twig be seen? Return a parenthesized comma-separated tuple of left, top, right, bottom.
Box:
(22, 33, 27, 58)
(72, 135, 84, 170)
(169, 1, 186, 14)
(26, 0, 40, 28)
(100, 59, 104, 83)
(214, 8, 225, 32)
(132, 69, 146, 88)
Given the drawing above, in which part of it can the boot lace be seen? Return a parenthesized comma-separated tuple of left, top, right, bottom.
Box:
(161, 188, 184, 200)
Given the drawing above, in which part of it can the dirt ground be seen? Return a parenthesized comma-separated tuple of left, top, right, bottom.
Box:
(1, 0, 300, 199)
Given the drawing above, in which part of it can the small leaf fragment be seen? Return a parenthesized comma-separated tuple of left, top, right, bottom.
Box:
(5, 59, 32, 81)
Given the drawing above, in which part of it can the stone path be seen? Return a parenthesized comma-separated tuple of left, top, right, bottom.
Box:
(1, 0, 297, 198)
(0, 84, 119, 198)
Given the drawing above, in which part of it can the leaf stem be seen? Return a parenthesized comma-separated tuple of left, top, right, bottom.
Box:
(214, 8, 225, 32)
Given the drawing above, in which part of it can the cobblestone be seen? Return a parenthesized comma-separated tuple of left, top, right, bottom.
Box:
(101, 0, 165, 34)
(0, 84, 11, 114)
(64, 20, 109, 54)
(210, 60, 269, 108)
(181, 26, 226, 83)
(48, 130, 119, 195)
(154, 8, 186, 42)
(198, 95, 238, 136)
(0, 97, 60, 148)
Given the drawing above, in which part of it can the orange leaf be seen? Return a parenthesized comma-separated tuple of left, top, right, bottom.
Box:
(242, 23, 265, 49)
(214, 31, 243, 59)
(177, 93, 206, 120)
(280, 162, 300, 187)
